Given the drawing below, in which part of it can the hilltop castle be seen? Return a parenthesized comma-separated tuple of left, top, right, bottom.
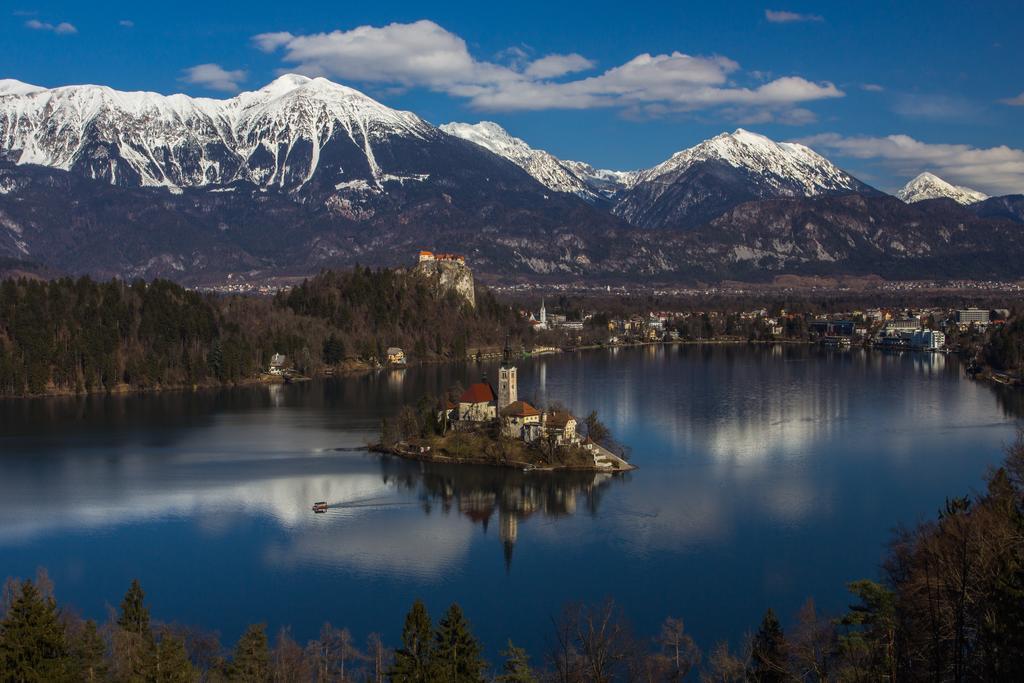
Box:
(412, 250, 475, 308)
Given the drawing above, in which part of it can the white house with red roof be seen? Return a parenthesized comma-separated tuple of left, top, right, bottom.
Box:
(457, 381, 497, 422)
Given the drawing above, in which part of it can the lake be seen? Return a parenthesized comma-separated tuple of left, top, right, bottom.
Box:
(1, 345, 1021, 659)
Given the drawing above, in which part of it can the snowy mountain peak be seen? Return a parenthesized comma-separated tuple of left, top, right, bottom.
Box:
(637, 128, 859, 196)
(896, 172, 988, 205)
(0, 79, 45, 96)
(0, 75, 436, 190)
(440, 120, 600, 200)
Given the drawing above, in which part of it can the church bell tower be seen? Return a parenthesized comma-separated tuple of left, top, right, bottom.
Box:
(498, 336, 517, 410)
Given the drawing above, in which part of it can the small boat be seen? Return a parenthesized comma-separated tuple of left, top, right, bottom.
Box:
(312, 501, 329, 513)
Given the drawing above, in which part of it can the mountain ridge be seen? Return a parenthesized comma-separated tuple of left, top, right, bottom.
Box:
(2, 75, 1023, 283)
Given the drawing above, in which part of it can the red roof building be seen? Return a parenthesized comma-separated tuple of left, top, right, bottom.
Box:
(459, 383, 496, 404)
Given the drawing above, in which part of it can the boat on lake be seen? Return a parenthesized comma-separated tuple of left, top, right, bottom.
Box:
(312, 501, 329, 513)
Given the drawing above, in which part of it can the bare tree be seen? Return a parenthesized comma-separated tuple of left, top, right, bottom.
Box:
(658, 617, 701, 681)
(547, 600, 633, 683)
(272, 626, 311, 682)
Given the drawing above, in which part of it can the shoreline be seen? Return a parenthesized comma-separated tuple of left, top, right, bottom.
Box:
(0, 338, 1003, 400)
(369, 441, 637, 474)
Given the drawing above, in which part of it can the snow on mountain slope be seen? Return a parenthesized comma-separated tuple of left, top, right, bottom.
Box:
(635, 128, 863, 195)
(440, 121, 599, 200)
(0, 74, 437, 189)
(613, 128, 873, 228)
(896, 172, 988, 205)
(560, 160, 637, 198)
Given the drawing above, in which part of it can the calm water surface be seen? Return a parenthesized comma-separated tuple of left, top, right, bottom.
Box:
(1, 345, 1021, 656)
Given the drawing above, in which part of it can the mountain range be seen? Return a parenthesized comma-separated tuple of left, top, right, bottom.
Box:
(1, 75, 1021, 284)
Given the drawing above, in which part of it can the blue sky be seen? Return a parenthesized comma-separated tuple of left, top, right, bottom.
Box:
(3, 1, 1023, 194)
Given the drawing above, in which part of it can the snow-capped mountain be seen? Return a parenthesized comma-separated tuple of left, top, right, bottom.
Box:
(896, 172, 988, 205)
(614, 128, 875, 228)
(440, 121, 601, 200)
(560, 160, 637, 198)
(0, 74, 445, 190)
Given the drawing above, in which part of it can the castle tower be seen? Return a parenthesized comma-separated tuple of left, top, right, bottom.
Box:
(539, 299, 547, 328)
(498, 336, 517, 410)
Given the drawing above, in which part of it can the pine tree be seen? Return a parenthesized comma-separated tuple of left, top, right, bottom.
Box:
(229, 623, 270, 682)
(113, 578, 156, 683)
(68, 619, 108, 682)
(748, 608, 787, 683)
(118, 579, 151, 636)
(389, 600, 433, 683)
(496, 640, 536, 682)
(0, 579, 71, 682)
(154, 632, 197, 683)
(431, 603, 485, 683)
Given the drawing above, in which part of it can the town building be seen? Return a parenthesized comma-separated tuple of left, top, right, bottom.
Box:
(268, 353, 287, 375)
(543, 411, 578, 445)
(956, 308, 990, 326)
(386, 347, 406, 366)
(910, 329, 946, 350)
(883, 318, 922, 335)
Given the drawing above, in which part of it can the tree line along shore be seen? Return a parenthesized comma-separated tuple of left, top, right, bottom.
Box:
(3, 433, 1023, 681)
(1, 269, 1022, 398)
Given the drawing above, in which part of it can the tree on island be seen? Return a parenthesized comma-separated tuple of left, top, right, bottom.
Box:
(583, 411, 610, 445)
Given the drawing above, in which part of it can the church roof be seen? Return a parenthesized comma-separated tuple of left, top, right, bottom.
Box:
(459, 383, 496, 404)
(500, 401, 540, 418)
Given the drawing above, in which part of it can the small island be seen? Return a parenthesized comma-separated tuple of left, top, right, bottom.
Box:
(375, 340, 634, 473)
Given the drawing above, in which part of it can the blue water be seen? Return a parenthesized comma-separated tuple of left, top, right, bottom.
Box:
(0, 345, 1020, 659)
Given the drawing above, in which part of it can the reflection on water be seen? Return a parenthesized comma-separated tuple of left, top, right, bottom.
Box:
(0, 345, 1020, 654)
(380, 457, 621, 570)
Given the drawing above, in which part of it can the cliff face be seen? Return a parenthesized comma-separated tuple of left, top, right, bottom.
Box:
(413, 259, 476, 308)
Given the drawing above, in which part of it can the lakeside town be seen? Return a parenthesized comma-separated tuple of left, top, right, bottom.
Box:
(258, 251, 1023, 389)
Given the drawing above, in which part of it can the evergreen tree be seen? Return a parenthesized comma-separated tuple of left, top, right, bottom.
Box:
(154, 632, 197, 683)
(68, 619, 108, 683)
(431, 603, 485, 683)
(389, 600, 433, 683)
(229, 623, 270, 682)
(496, 640, 536, 683)
(748, 609, 787, 683)
(0, 579, 70, 682)
(118, 579, 151, 636)
(113, 578, 156, 683)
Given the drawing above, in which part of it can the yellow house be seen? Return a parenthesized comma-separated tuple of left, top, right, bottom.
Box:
(543, 411, 578, 445)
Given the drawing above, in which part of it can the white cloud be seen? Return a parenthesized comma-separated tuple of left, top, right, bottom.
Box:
(252, 31, 295, 53)
(801, 133, 1024, 195)
(179, 63, 248, 92)
(24, 19, 77, 34)
(254, 20, 843, 118)
(118, 19, 134, 28)
(765, 9, 823, 23)
(523, 53, 595, 79)
(861, 83, 884, 92)
(1000, 92, 1024, 106)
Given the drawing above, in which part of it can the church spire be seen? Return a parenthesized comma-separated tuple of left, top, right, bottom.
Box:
(502, 333, 512, 367)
